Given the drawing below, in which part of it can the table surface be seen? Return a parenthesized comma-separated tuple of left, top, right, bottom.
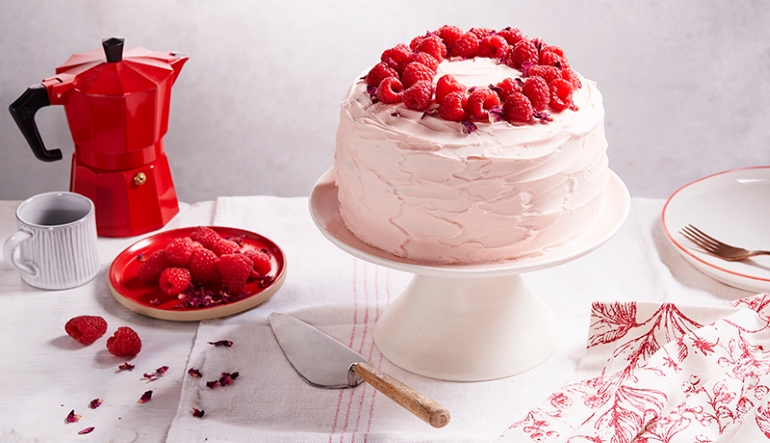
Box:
(0, 197, 756, 442)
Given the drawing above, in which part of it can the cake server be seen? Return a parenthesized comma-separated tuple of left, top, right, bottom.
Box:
(268, 312, 450, 428)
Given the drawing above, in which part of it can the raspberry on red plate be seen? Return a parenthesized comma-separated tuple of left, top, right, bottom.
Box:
(522, 76, 550, 112)
(435, 74, 466, 104)
(376, 77, 404, 104)
(437, 25, 463, 46)
(158, 267, 191, 296)
(549, 78, 574, 112)
(414, 35, 446, 62)
(243, 249, 272, 277)
(466, 88, 501, 120)
(190, 247, 221, 284)
(401, 62, 434, 89)
(106, 326, 142, 357)
(190, 227, 221, 250)
(493, 77, 522, 102)
(65, 315, 107, 345)
(137, 250, 171, 284)
(402, 80, 434, 112)
(211, 239, 240, 257)
(497, 27, 523, 46)
(503, 92, 534, 124)
(164, 237, 199, 267)
(438, 91, 469, 122)
(381, 43, 412, 74)
(365, 62, 398, 88)
(450, 32, 480, 58)
(507, 39, 539, 70)
(218, 253, 253, 295)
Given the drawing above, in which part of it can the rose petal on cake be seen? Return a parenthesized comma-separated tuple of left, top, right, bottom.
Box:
(206, 380, 220, 389)
(188, 368, 203, 378)
(533, 111, 553, 122)
(88, 398, 103, 409)
(156, 366, 169, 376)
(488, 106, 505, 123)
(65, 409, 81, 423)
(118, 362, 135, 371)
(192, 407, 205, 418)
(208, 340, 233, 347)
(138, 390, 153, 404)
(520, 61, 534, 77)
(78, 426, 95, 435)
(461, 121, 478, 134)
(219, 374, 234, 386)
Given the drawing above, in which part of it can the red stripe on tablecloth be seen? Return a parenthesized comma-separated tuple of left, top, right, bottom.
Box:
(364, 267, 391, 442)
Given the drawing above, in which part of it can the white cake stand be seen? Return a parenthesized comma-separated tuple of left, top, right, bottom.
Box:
(309, 169, 630, 381)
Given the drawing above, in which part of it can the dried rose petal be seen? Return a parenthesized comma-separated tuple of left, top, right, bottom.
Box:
(156, 366, 169, 376)
(533, 111, 553, 122)
(150, 298, 160, 306)
(206, 380, 220, 389)
(188, 368, 202, 378)
(461, 121, 478, 134)
(142, 373, 159, 382)
(137, 390, 153, 404)
(88, 398, 103, 409)
(208, 340, 233, 347)
(136, 253, 147, 262)
(65, 409, 81, 423)
(488, 106, 505, 123)
(219, 374, 233, 386)
(118, 362, 135, 371)
(78, 426, 95, 435)
(226, 371, 239, 380)
(192, 408, 205, 418)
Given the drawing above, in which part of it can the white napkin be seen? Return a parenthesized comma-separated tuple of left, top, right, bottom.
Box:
(167, 196, 754, 443)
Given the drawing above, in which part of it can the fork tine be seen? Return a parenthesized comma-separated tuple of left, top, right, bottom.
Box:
(681, 225, 719, 248)
(680, 227, 717, 253)
(686, 225, 724, 246)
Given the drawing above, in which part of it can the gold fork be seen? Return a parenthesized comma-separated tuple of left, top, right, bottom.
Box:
(679, 224, 770, 261)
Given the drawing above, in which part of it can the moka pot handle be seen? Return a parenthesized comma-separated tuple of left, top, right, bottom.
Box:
(8, 84, 62, 162)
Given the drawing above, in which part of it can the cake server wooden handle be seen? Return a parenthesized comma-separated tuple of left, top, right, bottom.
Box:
(351, 361, 451, 428)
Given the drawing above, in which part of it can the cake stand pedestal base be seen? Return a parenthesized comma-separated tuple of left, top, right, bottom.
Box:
(374, 273, 557, 381)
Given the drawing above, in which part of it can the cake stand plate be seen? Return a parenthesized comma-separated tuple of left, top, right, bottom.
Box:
(309, 168, 630, 381)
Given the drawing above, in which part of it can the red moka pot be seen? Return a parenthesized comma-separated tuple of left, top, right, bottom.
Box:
(9, 37, 188, 237)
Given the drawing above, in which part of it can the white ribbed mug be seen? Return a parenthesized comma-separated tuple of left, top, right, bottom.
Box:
(3, 192, 100, 290)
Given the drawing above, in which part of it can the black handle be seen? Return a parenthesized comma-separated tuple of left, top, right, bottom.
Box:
(8, 84, 61, 162)
(102, 37, 124, 63)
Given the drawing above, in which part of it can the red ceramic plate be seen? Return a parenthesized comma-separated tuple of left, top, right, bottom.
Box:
(109, 226, 287, 321)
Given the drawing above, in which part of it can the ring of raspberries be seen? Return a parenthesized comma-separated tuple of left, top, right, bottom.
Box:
(136, 227, 274, 309)
(364, 25, 582, 127)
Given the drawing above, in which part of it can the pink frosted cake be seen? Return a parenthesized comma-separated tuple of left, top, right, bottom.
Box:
(334, 26, 609, 264)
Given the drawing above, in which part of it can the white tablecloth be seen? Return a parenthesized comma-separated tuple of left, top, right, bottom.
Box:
(0, 197, 754, 442)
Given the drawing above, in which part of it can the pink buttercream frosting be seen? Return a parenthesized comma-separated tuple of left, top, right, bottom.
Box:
(334, 58, 609, 264)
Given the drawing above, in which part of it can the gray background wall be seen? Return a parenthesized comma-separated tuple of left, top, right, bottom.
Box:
(1, 0, 768, 203)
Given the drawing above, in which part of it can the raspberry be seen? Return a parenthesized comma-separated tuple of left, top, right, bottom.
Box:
(414, 35, 446, 62)
(376, 77, 404, 104)
(409, 33, 429, 50)
(190, 247, 221, 284)
(478, 35, 508, 58)
(497, 27, 523, 46)
(542, 45, 565, 59)
(65, 315, 107, 345)
(466, 88, 501, 119)
(528, 65, 562, 84)
(561, 67, 582, 90)
(381, 43, 411, 74)
(503, 92, 533, 124)
(137, 250, 171, 284)
(549, 78, 574, 112)
(190, 227, 221, 250)
(401, 62, 434, 89)
(539, 50, 566, 68)
(106, 326, 142, 357)
(243, 249, 272, 277)
(507, 39, 539, 70)
(412, 52, 438, 72)
(493, 77, 522, 102)
(218, 253, 253, 295)
(450, 32, 480, 58)
(438, 91, 468, 122)
(365, 62, 398, 88)
(522, 76, 550, 112)
(468, 27, 494, 39)
(435, 74, 466, 104)
(402, 80, 434, 112)
(437, 25, 463, 46)
(164, 237, 199, 267)
(158, 267, 191, 296)
(211, 239, 240, 257)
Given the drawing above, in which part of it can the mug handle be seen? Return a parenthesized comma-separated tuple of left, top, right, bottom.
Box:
(3, 230, 37, 275)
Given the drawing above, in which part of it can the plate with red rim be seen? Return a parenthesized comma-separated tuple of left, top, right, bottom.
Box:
(662, 166, 770, 293)
(109, 226, 287, 321)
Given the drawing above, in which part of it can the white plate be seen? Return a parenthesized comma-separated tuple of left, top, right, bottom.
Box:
(662, 166, 770, 293)
(309, 168, 630, 278)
